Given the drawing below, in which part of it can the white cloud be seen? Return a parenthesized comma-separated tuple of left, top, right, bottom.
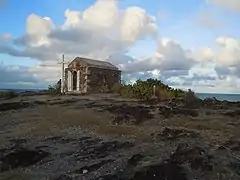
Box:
(120, 34, 240, 93)
(122, 39, 196, 72)
(120, 6, 158, 43)
(24, 14, 54, 47)
(1, 0, 157, 64)
(193, 75, 240, 93)
(28, 65, 61, 83)
(0, 64, 42, 89)
(188, 47, 215, 66)
(82, 0, 119, 29)
(0, 0, 159, 88)
(214, 36, 240, 77)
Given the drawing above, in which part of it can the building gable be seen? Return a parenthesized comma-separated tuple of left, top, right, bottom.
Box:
(68, 57, 118, 70)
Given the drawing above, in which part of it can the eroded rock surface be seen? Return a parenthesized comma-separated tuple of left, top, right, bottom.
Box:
(0, 95, 240, 179)
(0, 148, 49, 172)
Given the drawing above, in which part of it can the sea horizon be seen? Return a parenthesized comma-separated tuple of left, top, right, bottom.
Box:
(0, 88, 240, 102)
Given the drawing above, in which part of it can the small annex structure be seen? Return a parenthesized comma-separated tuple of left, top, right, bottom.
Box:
(64, 57, 121, 94)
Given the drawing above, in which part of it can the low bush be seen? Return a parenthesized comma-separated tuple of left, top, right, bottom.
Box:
(184, 89, 200, 107)
(111, 78, 187, 100)
(46, 79, 61, 95)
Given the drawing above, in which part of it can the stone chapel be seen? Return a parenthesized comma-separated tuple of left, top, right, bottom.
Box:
(64, 57, 121, 94)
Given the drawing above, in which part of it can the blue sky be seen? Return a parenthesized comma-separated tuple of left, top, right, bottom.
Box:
(0, 0, 239, 92)
(0, 0, 238, 58)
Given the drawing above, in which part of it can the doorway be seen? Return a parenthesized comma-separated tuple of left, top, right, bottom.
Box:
(72, 71, 77, 91)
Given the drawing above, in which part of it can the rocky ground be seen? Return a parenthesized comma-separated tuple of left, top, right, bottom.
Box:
(0, 93, 240, 180)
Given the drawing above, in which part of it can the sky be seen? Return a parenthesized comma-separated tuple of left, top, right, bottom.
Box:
(0, 0, 239, 93)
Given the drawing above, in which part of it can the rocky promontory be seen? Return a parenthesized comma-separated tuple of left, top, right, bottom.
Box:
(0, 93, 240, 180)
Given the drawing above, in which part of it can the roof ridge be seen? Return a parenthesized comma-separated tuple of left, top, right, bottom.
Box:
(79, 57, 113, 64)
(70, 57, 118, 70)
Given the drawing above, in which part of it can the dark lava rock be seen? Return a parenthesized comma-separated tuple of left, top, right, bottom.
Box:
(230, 161, 240, 176)
(223, 110, 240, 117)
(54, 174, 73, 180)
(9, 138, 27, 148)
(0, 101, 31, 111)
(88, 141, 133, 156)
(158, 106, 198, 118)
(129, 143, 215, 180)
(75, 140, 134, 161)
(86, 102, 102, 108)
(158, 106, 173, 118)
(34, 100, 48, 105)
(180, 109, 199, 117)
(122, 143, 214, 180)
(97, 143, 214, 180)
(113, 114, 132, 125)
(127, 154, 144, 167)
(203, 97, 219, 107)
(219, 138, 240, 151)
(104, 104, 154, 125)
(170, 143, 214, 171)
(128, 144, 216, 179)
(158, 127, 199, 140)
(0, 148, 49, 172)
(96, 174, 124, 180)
(74, 159, 114, 174)
(139, 99, 162, 105)
(48, 99, 78, 105)
(131, 162, 187, 180)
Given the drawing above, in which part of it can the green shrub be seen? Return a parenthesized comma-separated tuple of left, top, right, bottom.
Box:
(46, 79, 61, 95)
(119, 84, 134, 98)
(184, 89, 200, 106)
(156, 88, 175, 100)
(115, 78, 187, 100)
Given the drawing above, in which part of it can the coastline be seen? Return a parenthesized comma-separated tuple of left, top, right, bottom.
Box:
(1, 88, 240, 102)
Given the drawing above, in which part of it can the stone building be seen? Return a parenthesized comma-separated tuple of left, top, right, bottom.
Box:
(64, 57, 121, 94)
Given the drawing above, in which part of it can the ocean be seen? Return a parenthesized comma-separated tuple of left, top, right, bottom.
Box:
(0, 89, 240, 102)
(0, 89, 42, 93)
(196, 93, 240, 102)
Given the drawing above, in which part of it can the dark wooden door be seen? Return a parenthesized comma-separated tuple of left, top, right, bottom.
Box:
(72, 71, 77, 90)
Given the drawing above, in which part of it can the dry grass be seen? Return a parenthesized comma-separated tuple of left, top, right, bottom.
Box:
(168, 117, 232, 132)
(3, 104, 238, 144)
(1, 105, 152, 142)
(167, 117, 239, 143)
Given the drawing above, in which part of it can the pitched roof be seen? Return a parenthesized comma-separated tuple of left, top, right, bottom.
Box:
(69, 57, 119, 70)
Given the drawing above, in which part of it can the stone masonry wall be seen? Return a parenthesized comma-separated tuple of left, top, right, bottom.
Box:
(65, 60, 121, 93)
(66, 61, 87, 92)
(87, 67, 121, 93)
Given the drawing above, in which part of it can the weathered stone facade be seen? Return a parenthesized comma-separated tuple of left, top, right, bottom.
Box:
(87, 67, 121, 93)
(64, 57, 121, 94)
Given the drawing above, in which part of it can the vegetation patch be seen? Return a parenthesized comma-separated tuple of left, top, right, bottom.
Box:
(45, 79, 61, 95)
(111, 78, 196, 101)
(47, 78, 199, 104)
